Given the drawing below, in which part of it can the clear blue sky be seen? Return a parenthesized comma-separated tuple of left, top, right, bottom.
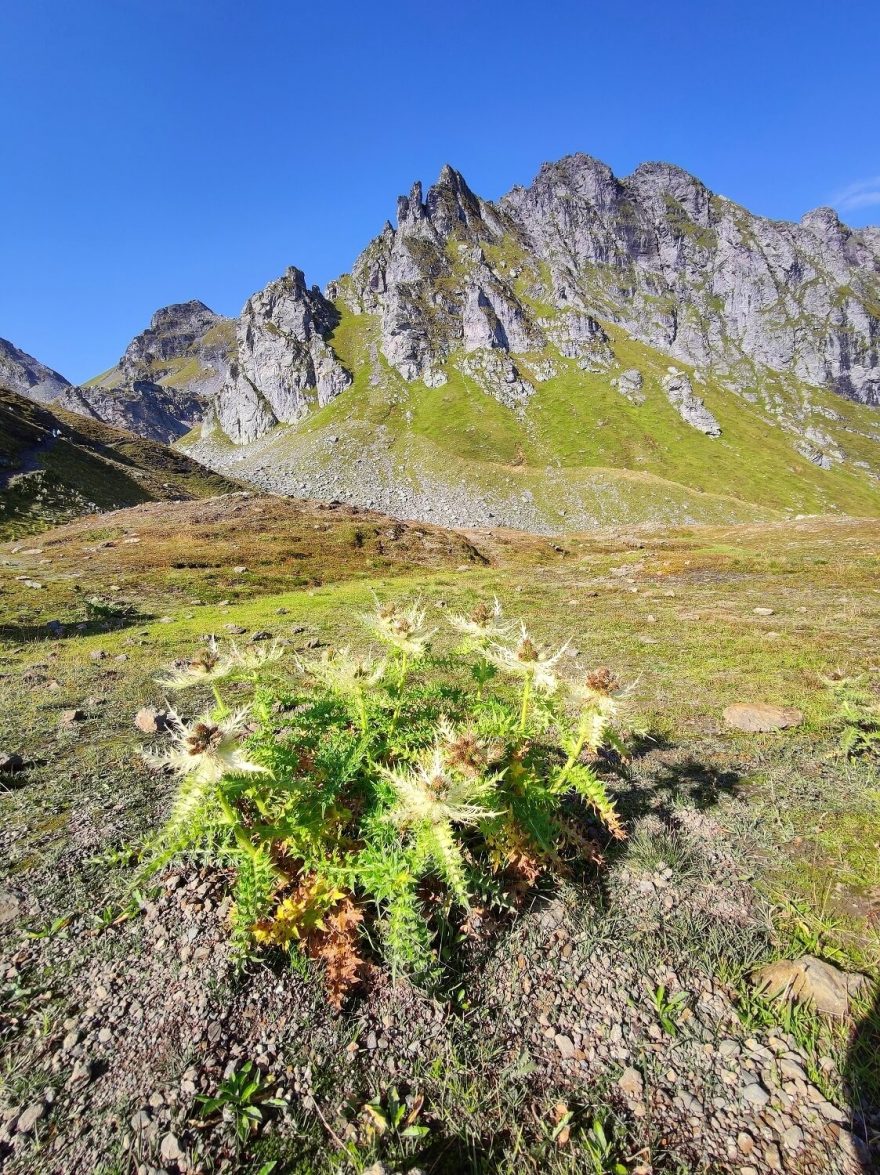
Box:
(2, 0, 879, 384)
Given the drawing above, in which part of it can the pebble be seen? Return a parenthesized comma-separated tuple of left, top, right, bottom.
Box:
(16, 1103, 45, 1134)
(737, 1131, 754, 1155)
(555, 1034, 575, 1059)
(618, 1067, 643, 1100)
(781, 1125, 803, 1151)
(741, 1082, 769, 1108)
(160, 1133, 183, 1163)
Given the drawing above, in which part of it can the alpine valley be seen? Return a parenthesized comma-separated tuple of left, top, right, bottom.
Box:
(4, 152, 880, 533)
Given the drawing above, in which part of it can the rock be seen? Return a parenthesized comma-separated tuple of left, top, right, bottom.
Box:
(753, 607, 775, 616)
(160, 1133, 183, 1163)
(751, 955, 868, 1017)
(781, 1125, 803, 1151)
(737, 1131, 755, 1155)
(250, 630, 273, 642)
(56, 301, 233, 443)
(740, 1082, 770, 1108)
(0, 337, 72, 402)
(615, 368, 645, 405)
(0, 752, 25, 773)
(60, 709, 86, 726)
(661, 369, 721, 435)
(617, 1067, 644, 1100)
(0, 891, 21, 925)
(555, 1034, 575, 1059)
(135, 708, 168, 734)
(764, 1144, 782, 1170)
(215, 267, 352, 444)
(15, 1103, 45, 1134)
(723, 703, 803, 732)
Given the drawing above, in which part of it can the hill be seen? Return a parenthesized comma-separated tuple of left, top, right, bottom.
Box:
(0, 386, 240, 539)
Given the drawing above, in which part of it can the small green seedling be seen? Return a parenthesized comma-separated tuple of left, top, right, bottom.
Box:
(196, 1061, 288, 1142)
(651, 982, 689, 1036)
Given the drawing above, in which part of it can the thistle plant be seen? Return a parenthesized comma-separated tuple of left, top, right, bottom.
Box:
(139, 599, 634, 1004)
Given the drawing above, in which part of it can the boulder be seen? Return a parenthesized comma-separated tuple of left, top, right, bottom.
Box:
(752, 955, 868, 1018)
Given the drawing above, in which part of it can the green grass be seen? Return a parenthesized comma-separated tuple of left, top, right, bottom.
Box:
(0, 386, 240, 538)
(207, 301, 880, 531)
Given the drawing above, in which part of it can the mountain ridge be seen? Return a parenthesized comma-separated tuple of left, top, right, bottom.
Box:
(4, 151, 880, 531)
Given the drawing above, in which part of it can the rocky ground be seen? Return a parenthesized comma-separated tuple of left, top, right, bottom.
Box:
(0, 502, 878, 1172)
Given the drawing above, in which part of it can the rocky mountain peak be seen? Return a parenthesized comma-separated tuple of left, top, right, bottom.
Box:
(0, 337, 71, 403)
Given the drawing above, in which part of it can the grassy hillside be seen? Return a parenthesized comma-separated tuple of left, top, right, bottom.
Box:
(0, 386, 240, 539)
(0, 501, 877, 1171)
(184, 301, 880, 531)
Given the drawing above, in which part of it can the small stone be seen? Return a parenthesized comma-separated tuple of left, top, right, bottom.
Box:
(70, 1059, 93, 1083)
(618, 1067, 643, 1101)
(817, 1099, 846, 1123)
(781, 1125, 803, 1151)
(779, 1058, 807, 1081)
(555, 1034, 575, 1059)
(160, 1133, 182, 1163)
(723, 703, 803, 732)
(741, 1082, 769, 1108)
(62, 1030, 80, 1051)
(90, 650, 107, 662)
(224, 624, 247, 635)
(16, 1103, 45, 1134)
(754, 607, 775, 616)
(737, 1131, 754, 1155)
(764, 1144, 782, 1170)
(366, 1031, 378, 1050)
(135, 708, 168, 735)
(130, 1110, 152, 1131)
(250, 630, 273, 642)
(60, 709, 86, 726)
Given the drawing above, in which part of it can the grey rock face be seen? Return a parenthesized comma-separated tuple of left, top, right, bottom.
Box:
(662, 368, 721, 435)
(502, 155, 880, 406)
(342, 167, 541, 394)
(0, 337, 71, 403)
(64, 301, 236, 442)
(458, 350, 534, 410)
(612, 369, 645, 405)
(213, 268, 351, 444)
(55, 383, 205, 444)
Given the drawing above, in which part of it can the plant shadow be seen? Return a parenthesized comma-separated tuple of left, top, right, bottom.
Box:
(844, 984, 880, 1171)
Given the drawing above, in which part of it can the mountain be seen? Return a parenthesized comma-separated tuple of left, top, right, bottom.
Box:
(0, 336, 73, 404)
(7, 153, 880, 531)
(70, 300, 236, 443)
(176, 154, 880, 531)
(0, 385, 240, 538)
(2, 302, 236, 446)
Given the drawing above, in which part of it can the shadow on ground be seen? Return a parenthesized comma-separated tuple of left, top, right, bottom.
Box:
(845, 984, 880, 1171)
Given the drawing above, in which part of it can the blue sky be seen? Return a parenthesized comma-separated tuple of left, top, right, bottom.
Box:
(2, 0, 879, 384)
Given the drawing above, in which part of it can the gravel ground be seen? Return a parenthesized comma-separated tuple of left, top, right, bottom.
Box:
(1, 767, 874, 1174)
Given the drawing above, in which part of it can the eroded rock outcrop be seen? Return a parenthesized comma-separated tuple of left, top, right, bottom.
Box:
(662, 368, 721, 435)
(213, 268, 352, 444)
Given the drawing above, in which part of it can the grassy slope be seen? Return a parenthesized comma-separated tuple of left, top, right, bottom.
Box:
(187, 299, 880, 529)
(0, 387, 240, 539)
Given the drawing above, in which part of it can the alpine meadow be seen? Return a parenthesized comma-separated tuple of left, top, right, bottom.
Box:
(2, 3, 880, 1173)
